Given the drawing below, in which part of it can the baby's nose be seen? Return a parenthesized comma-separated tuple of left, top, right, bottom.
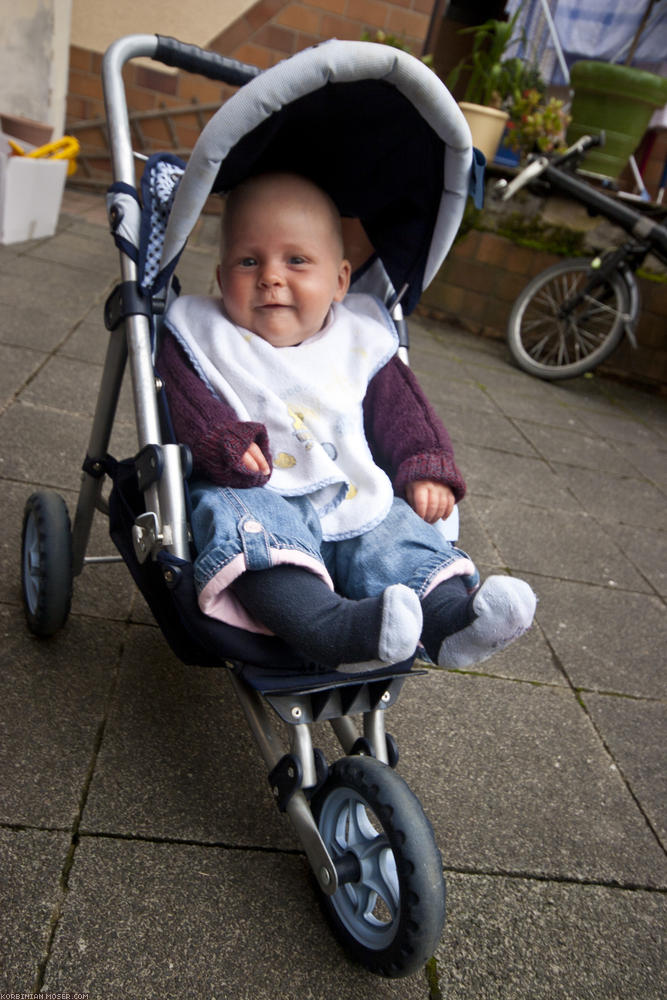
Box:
(258, 264, 285, 286)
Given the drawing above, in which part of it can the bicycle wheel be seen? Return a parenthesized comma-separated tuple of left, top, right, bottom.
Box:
(507, 258, 629, 380)
(21, 491, 73, 636)
(311, 755, 446, 977)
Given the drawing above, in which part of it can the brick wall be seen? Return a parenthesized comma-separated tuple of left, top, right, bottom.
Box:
(418, 229, 667, 391)
(66, 0, 434, 186)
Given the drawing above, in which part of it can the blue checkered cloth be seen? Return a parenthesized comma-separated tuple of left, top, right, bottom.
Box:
(505, 0, 667, 83)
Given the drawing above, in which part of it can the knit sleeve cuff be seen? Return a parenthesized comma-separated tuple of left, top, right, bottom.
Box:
(197, 421, 271, 487)
(393, 451, 466, 503)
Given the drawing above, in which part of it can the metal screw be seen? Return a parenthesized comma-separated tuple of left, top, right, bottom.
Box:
(291, 706, 302, 720)
(164, 569, 175, 583)
(320, 866, 331, 887)
(381, 691, 391, 703)
(287, 766, 295, 779)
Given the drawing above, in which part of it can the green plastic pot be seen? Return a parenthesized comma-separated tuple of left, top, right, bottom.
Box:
(567, 61, 667, 178)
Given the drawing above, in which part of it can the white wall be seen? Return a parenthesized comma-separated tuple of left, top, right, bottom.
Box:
(70, 0, 253, 55)
(0, 0, 72, 135)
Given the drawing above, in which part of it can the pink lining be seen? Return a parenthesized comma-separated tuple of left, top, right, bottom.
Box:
(421, 557, 478, 598)
(198, 549, 334, 633)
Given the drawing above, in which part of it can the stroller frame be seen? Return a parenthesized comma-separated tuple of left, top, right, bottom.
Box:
(21, 33, 477, 977)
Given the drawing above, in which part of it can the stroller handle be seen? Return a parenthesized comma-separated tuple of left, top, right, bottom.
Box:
(154, 35, 261, 86)
(102, 34, 261, 189)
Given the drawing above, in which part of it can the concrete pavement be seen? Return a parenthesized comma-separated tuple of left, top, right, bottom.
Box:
(0, 189, 665, 999)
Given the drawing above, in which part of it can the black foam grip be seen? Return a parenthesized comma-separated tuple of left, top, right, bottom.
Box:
(154, 35, 261, 86)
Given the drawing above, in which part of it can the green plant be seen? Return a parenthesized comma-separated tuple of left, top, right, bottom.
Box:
(505, 89, 571, 157)
(445, 8, 524, 107)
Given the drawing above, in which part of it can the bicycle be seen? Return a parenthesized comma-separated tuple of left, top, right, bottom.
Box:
(494, 135, 667, 380)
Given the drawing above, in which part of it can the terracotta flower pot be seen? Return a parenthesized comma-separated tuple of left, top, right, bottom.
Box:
(459, 103, 509, 163)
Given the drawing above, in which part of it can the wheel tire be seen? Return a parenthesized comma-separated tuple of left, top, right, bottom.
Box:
(21, 491, 73, 636)
(311, 755, 446, 978)
(507, 258, 629, 380)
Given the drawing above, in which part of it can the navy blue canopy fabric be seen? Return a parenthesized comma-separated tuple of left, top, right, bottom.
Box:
(159, 40, 475, 314)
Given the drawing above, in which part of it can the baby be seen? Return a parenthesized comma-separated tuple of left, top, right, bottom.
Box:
(159, 172, 536, 671)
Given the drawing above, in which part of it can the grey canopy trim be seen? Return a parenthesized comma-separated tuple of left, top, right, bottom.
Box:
(159, 39, 473, 307)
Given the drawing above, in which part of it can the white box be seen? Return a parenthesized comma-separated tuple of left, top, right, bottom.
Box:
(0, 152, 68, 244)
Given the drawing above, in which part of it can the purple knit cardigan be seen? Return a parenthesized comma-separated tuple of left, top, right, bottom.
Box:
(157, 332, 466, 502)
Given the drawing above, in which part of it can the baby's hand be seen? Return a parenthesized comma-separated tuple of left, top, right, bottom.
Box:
(241, 442, 270, 475)
(406, 480, 455, 524)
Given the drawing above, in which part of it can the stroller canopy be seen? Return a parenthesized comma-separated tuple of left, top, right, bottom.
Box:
(159, 40, 477, 314)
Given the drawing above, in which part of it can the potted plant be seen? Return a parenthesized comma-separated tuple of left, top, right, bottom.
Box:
(567, 0, 667, 178)
(504, 89, 571, 162)
(445, 9, 524, 161)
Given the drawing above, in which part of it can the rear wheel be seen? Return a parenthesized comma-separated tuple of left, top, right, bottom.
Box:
(21, 491, 73, 636)
(507, 258, 629, 380)
(311, 755, 446, 977)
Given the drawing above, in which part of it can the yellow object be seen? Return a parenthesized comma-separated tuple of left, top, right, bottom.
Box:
(8, 136, 80, 176)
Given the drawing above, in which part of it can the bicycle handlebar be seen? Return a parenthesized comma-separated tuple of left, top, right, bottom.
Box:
(493, 134, 667, 260)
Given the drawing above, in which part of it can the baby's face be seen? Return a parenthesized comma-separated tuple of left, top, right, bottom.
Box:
(218, 177, 351, 347)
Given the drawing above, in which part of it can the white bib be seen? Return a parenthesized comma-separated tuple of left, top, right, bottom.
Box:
(165, 293, 398, 540)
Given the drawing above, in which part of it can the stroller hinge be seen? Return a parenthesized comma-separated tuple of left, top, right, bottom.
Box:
(105, 281, 153, 331)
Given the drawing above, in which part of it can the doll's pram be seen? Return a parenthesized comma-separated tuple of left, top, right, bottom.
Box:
(20, 35, 482, 978)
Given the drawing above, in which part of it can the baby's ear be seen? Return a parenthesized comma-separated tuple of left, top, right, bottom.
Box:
(333, 258, 352, 302)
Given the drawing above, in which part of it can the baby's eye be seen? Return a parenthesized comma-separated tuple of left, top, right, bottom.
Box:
(239, 257, 257, 268)
(289, 255, 307, 265)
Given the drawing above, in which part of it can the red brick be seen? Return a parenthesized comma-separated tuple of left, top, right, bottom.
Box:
(233, 43, 277, 69)
(69, 46, 94, 72)
(348, 0, 388, 29)
(307, 0, 346, 13)
(254, 23, 298, 54)
(385, 6, 430, 42)
(451, 230, 480, 260)
(321, 14, 364, 40)
(277, 4, 322, 34)
(210, 17, 254, 56)
(476, 231, 511, 267)
(135, 66, 179, 96)
(246, 0, 290, 32)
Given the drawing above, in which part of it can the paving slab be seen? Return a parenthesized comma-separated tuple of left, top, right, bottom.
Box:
(454, 443, 583, 510)
(19, 353, 135, 423)
(434, 872, 666, 1000)
(515, 420, 632, 475)
(529, 576, 667, 699)
(42, 837, 431, 1000)
(551, 462, 667, 530)
(0, 828, 71, 992)
(0, 604, 123, 828)
(613, 438, 667, 488)
(81, 626, 295, 849)
(389, 671, 667, 888)
(0, 342, 47, 409)
(582, 691, 667, 845)
(0, 400, 136, 492)
(614, 521, 667, 597)
(469, 496, 650, 591)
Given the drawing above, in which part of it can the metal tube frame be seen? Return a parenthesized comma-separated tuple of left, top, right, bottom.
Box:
(72, 35, 190, 571)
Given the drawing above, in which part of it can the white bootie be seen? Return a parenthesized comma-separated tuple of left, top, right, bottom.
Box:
(438, 576, 536, 668)
(341, 584, 423, 673)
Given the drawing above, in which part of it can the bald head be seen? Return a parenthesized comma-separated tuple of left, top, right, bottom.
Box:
(222, 173, 345, 259)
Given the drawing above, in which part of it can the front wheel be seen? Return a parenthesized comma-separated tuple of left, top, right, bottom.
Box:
(311, 755, 446, 978)
(21, 491, 73, 636)
(507, 258, 630, 380)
